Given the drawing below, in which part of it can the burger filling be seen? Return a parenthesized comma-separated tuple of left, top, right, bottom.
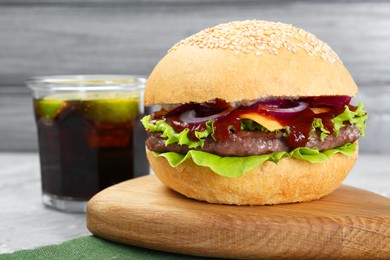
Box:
(146, 125, 360, 157)
(141, 96, 367, 177)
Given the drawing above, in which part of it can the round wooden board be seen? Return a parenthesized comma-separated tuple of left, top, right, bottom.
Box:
(87, 175, 390, 259)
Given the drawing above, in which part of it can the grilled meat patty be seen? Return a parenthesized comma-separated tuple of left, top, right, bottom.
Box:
(145, 124, 360, 157)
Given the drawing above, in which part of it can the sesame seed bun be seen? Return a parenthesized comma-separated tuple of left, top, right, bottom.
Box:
(144, 20, 357, 106)
(147, 146, 358, 205)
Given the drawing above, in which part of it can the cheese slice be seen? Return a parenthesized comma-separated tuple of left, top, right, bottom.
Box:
(310, 107, 330, 114)
(240, 113, 283, 131)
(240, 108, 329, 132)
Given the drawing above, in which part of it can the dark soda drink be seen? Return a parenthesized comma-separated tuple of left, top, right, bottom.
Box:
(34, 92, 149, 200)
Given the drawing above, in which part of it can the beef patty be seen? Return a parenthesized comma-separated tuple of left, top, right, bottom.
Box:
(145, 124, 360, 157)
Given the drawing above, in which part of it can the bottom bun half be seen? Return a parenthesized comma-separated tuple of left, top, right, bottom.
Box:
(146, 146, 358, 205)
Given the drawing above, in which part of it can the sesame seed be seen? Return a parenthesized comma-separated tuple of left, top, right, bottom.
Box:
(168, 20, 341, 63)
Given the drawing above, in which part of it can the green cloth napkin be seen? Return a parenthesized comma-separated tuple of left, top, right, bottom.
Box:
(0, 236, 215, 260)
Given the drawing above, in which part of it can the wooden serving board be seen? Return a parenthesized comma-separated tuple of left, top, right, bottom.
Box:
(87, 175, 390, 259)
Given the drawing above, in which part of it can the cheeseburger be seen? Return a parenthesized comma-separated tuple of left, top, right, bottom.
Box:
(141, 20, 367, 205)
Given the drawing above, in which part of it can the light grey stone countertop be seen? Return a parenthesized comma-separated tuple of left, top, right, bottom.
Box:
(0, 152, 389, 254)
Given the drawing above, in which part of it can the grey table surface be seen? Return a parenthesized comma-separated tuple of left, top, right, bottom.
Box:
(0, 152, 389, 254)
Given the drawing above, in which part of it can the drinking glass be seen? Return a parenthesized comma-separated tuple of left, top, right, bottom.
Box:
(27, 75, 149, 212)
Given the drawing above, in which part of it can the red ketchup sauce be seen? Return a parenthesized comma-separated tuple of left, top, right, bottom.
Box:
(151, 97, 355, 148)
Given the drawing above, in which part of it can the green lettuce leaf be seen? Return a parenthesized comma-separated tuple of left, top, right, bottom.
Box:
(312, 118, 330, 141)
(241, 119, 270, 132)
(153, 142, 357, 177)
(141, 115, 214, 148)
(333, 102, 368, 137)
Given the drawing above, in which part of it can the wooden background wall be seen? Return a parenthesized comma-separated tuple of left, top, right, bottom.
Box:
(1, 0, 389, 152)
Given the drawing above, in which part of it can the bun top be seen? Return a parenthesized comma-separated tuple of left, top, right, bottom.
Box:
(144, 20, 358, 106)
